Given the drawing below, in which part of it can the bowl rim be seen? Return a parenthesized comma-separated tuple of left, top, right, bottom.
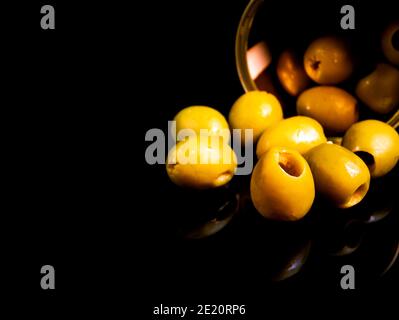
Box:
(235, 0, 264, 93)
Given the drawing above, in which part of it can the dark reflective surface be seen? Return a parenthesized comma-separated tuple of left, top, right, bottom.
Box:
(150, 163, 398, 290)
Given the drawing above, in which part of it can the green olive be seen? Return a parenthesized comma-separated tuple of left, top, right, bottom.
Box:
(250, 147, 315, 221)
(174, 106, 230, 141)
(342, 120, 399, 178)
(256, 116, 327, 158)
(382, 21, 399, 66)
(229, 91, 283, 144)
(305, 143, 370, 208)
(277, 50, 311, 96)
(355, 63, 399, 114)
(297, 86, 358, 134)
(304, 36, 353, 84)
(166, 136, 237, 189)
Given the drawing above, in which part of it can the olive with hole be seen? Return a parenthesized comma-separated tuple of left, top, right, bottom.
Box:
(342, 120, 399, 178)
(166, 136, 237, 189)
(296, 86, 358, 134)
(256, 116, 327, 158)
(304, 36, 353, 84)
(250, 147, 315, 221)
(382, 21, 399, 66)
(305, 143, 370, 209)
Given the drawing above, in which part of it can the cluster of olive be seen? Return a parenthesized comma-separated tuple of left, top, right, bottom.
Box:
(166, 21, 399, 222)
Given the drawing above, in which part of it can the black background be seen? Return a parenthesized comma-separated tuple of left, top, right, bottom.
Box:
(6, 0, 398, 317)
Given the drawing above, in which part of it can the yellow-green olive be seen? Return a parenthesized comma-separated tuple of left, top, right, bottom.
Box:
(304, 36, 353, 84)
(256, 116, 327, 158)
(277, 50, 311, 96)
(305, 143, 370, 208)
(381, 21, 399, 66)
(297, 86, 358, 134)
(166, 136, 237, 189)
(174, 106, 230, 141)
(229, 91, 283, 144)
(342, 120, 399, 178)
(355, 63, 399, 114)
(250, 147, 315, 221)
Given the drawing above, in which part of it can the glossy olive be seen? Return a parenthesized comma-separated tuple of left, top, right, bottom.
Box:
(342, 120, 399, 178)
(229, 91, 283, 144)
(174, 106, 230, 141)
(304, 36, 353, 84)
(166, 136, 237, 189)
(256, 116, 327, 158)
(277, 50, 311, 96)
(297, 86, 358, 133)
(382, 21, 399, 66)
(305, 143, 370, 208)
(250, 147, 315, 221)
(356, 63, 399, 114)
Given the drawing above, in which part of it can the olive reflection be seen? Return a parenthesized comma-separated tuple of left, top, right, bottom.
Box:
(272, 240, 311, 282)
(241, 207, 312, 282)
(381, 241, 399, 276)
(327, 207, 393, 257)
(351, 234, 399, 280)
(327, 178, 395, 256)
(183, 193, 240, 239)
(353, 174, 395, 224)
(363, 204, 393, 224)
(329, 220, 365, 256)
